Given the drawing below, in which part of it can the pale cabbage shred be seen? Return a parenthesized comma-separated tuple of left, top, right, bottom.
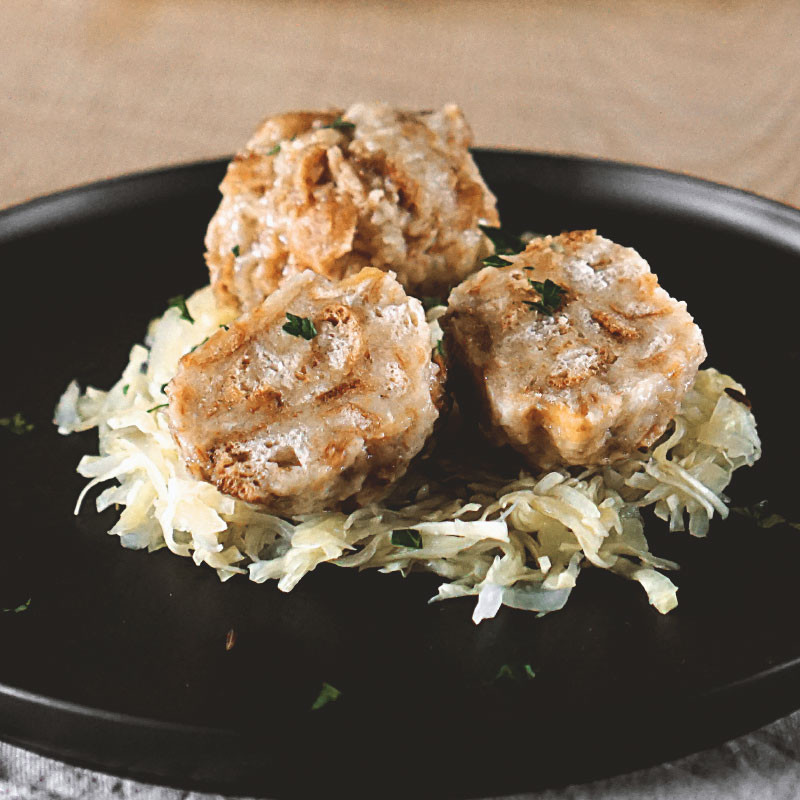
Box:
(54, 289, 761, 624)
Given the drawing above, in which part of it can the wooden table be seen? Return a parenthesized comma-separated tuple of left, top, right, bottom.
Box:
(2, 0, 799, 210)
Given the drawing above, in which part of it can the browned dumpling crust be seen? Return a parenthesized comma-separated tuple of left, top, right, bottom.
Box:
(166, 268, 444, 515)
(440, 230, 707, 469)
(205, 102, 499, 311)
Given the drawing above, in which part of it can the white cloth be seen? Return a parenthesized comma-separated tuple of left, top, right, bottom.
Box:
(3, 710, 800, 799)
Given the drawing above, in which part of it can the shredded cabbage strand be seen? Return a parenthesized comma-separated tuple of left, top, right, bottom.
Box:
(54, 287, 762, 623)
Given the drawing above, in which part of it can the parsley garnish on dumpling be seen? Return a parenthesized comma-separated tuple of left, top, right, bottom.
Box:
(167, 294, 195, 324)
(480, 224, 527, 267)
(323, 115, 355, 131)
(282, 313, 318, 340)
(524, 278, 567, 316)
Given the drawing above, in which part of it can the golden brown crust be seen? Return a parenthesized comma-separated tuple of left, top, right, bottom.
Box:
(590, 310, 641, 339)
(167, 268, 444, 515)
(205, 102, 499, 311)
(441, 231, 707, 468)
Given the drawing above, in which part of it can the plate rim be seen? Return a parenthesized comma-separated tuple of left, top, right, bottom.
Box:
(2, 149, 799, 244)
(3, 151, 800, 797)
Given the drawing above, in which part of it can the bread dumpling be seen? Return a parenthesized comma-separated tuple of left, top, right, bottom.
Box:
(440, 230, 706, 469)
(167, 268, 445, 515)
(205, 102, 499, 311)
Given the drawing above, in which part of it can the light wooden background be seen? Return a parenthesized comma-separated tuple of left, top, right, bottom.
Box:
(1, 0, 799, 210)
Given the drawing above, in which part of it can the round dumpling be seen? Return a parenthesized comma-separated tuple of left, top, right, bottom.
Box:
(166, 268, 444, 515)
(205, 102, 499, 311)
(440, 230, 707, 469)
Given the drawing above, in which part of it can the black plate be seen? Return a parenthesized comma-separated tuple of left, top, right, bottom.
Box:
(1, 152, 800, 799)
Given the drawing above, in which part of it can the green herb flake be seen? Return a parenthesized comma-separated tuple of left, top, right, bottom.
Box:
(421, 296, 445, 311)
(189, 336, 210, 354)
(324, 115, 355, 131)
(167, 294, 195, 324)
(436, 339, 445, 358)
(482, 254, 514, 268)
(479, 224, 527, 256)
(0, 413, 34, 435)
(492, 663, 536, 682)
(282, 313, 318, 340)
(160, 383, 169, 395)
(231, 245, 240, 257)
(220, 324, 230, 331)
(391, 529, 423, 549)
(122, 384, 130, 396)
(267, 144, 281, 156)
(3, 598, 31, 613)
(732, 500, 800, 531)
(524, 278, 567, 316)
(147, 404, 169, 414)
(311, 682, 342, 710)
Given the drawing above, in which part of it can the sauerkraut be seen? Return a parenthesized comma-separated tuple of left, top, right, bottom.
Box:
(55, 289, 761, 623)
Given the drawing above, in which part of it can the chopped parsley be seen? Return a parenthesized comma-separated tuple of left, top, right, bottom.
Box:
(493, 662, 536, 682)
(479, 224, 527, 256)
(147, 404, 168, 413)
(267, 144, 281, 156)
(231, 245, 240, 257)
(482, 254, 514, 268)
(311, 682, 342, 710)
(391, 529, 423, 549)
(421, 296, 445, 311)
(524, 278, 567, 316)
(732, 500, 800, 531)
(323, 115, 355, 131)
(189, 336, 210, 354)
(480, 225, 530, 267)
(167, 294, 194, 324)
(160, 382, 169, 394)
(436, 339, 445, 358)
(122, 384, 130, 396)
(219, 324, 230, 331)
(0, 413, 34, 435)
(283, 313, 318, 340)
(3, 598, 31, 613)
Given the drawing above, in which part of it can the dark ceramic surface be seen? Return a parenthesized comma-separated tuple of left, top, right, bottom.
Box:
(1, 152, 799, 798)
